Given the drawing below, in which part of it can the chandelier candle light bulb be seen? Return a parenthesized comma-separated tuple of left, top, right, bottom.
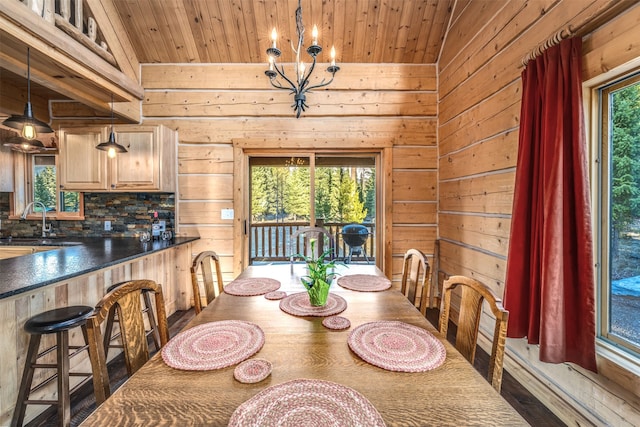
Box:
(299, 63, 305, 82)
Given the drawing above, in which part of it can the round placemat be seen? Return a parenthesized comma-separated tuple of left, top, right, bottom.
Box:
(348, 321, 446, 372)
(322, 315, 351, 330)
(279, 292, 347, 317)
(234, 358, 272, 384)
(228, 379, 386, 427)
(161, 320, 265, 371)
(264, 291, 287, 300)
(337, 274, 392, 292)
(224, 278, 281, 296)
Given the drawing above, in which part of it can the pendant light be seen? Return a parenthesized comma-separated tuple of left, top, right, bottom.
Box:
(2, 47, 54, 139)
(2, 136, 57, 153)
(95, 94, 127, 158)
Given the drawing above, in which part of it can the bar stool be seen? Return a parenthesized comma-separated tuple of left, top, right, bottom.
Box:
(11, 305, 94, 427)
(103, 281, 161, 361)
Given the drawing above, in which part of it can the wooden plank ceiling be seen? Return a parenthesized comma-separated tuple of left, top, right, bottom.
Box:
(0, 0, 453, 122)
(112, 0, 453, 64)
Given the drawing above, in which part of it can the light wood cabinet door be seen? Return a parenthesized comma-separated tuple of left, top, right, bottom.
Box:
(110, 125, 176, 192)
(59, 127, 109, 191)
(0, 144, 14, 192)
(58, 125, 176, 192)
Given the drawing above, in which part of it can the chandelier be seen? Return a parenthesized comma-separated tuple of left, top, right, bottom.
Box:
(265, 0, 340, 118)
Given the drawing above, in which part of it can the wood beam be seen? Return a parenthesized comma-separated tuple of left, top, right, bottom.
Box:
(0, 0, 143, 103)
(0, 42, 141, 123)
(86, 0, 140, 81)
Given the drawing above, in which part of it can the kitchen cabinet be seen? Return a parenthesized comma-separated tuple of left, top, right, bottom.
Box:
(110, 125, 176, 192)
(59, 127, 108, 191)
(59, 125, 177, 192)
(0, 144, 14, 192)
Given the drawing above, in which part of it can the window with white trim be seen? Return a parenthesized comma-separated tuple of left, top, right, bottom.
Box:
(596, 71, 640, 357)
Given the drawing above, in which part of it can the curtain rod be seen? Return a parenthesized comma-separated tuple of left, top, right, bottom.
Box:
(520, 26, 573, 68)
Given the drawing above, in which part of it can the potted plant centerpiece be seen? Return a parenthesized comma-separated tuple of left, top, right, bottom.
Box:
(297, 238, 340, 306)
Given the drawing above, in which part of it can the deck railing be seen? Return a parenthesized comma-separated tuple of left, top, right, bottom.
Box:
(250, 221, 375, 264)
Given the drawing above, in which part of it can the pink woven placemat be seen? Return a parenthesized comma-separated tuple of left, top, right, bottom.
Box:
(348, 321, 446, 372)
(224, 278, 281, 296)
(337, 274, 392, 292)
(228, 379, 386, 426)
(264, 291, 287, 300)
(161, 321, 265, 371)
(322, 315, 351, 330)
(234, 358, 272, 384)
(279, 292, 347, 317)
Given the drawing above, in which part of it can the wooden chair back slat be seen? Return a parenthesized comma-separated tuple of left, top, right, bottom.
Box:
(191, 251, 224, 314)
(87, 279, 169, 406)
(289, 227, 335, 261)
(116, 290, 149, 376)
(439, 275, 509, 392)
(400, 248, 431, 316)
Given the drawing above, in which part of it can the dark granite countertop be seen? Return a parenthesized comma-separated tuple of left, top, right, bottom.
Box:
(0, 236, 199, 299)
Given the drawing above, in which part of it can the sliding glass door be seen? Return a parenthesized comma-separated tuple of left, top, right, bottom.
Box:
(249, 153, 377, 264)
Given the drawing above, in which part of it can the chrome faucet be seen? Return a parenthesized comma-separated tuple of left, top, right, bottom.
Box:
(21, 201, 51, 238)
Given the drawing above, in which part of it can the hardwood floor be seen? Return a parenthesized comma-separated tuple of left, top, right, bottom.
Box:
(28, 308, 565, 427)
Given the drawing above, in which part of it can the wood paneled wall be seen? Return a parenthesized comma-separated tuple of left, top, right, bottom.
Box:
(141, 63, 438, 284)
(438, 0, 640, 425)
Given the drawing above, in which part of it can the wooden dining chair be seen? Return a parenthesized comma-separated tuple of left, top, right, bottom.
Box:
(191, 250, 224, 314)
(400, 248, 431, 315)
(289, 226, 335, 262)
(439, 275, 509, 393)
(86, 279, 170, 405)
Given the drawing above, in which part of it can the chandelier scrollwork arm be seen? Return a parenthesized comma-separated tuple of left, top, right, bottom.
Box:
(264, 0, 340, 118)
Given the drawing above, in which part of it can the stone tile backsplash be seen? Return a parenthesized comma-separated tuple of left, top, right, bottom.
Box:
(0, 192, 175, 238)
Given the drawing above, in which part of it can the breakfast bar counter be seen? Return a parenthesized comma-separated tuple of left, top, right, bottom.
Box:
(0, 236, 198, 426)
(0, 236, 199, 299)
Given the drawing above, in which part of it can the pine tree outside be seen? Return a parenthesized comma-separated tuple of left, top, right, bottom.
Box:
(32, 154, 80, 214)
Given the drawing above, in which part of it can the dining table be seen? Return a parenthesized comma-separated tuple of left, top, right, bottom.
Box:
(80, 263, 528, 426)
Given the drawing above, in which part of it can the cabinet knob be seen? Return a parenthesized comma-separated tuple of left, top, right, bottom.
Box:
(60, 184, 64, 189)
(111, 184, 116, 189)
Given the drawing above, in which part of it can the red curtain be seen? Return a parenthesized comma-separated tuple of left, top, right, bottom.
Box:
(504, 37, 597, 372)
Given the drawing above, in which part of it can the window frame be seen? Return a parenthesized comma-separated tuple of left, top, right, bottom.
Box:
(11, 151, 84, 220)
(593, 69, 640, 361)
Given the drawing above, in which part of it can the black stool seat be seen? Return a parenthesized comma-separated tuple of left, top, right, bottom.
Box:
(12, 305, 95, 427)
(24, 306, 94, 334)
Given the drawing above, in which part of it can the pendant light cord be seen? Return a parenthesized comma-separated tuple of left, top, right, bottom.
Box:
(110, 93, 114, 132)
(27, 47, 31, 105)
